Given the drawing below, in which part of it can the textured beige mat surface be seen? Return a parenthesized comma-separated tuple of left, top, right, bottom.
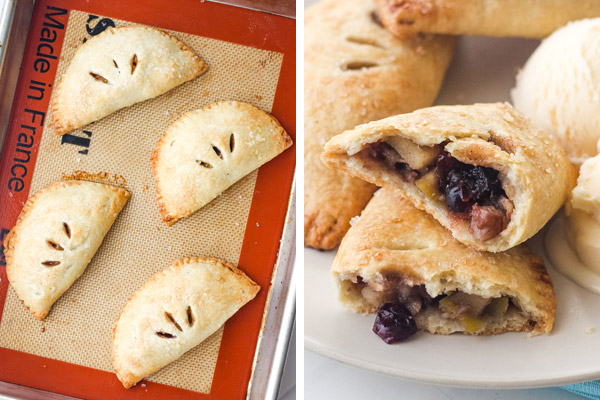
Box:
(0, 10, 283, 393)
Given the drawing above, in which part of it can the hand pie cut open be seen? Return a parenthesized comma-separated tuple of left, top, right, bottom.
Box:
(111, 257, 260, 388)
(333, 188, 556, 343)
(52, 26, 207, 135)
(304, 0, 455, 250)
(152, 101, 293, 226)
(3, 180, 130, 320)
(322, 103, 576, 252)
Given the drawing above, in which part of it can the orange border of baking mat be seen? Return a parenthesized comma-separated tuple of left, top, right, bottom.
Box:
(0, 0, 295, 399)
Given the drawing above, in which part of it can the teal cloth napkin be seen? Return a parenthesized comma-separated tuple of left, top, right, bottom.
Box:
(563, 382, 600, 399)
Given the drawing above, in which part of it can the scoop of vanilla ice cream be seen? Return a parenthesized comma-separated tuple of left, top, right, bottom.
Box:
(572, 155, 600, 219)
(512, 18, 600, 165)
(566, 155, 600, 272)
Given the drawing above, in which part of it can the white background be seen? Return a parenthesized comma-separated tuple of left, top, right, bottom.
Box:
(305, 351, 582, 400)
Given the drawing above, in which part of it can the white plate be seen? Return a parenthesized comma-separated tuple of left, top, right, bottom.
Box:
(304, 35, 600, 388)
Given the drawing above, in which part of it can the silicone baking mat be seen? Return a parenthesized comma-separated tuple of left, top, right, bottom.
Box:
(0, 1, 295, 399)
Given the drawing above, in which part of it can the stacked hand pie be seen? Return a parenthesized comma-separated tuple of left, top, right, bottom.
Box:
(307, 0, 584, 343)
(321, 103, 573, 342)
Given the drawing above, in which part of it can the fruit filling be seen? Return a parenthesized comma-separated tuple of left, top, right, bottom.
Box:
(360, 140, 513, 241)
(347, 275, 525, 344)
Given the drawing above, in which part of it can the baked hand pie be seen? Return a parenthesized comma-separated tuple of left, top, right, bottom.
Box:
(3, 180, 130, 320)
(376, 0, 600, 39)
(322, 103, 576, 252)
(52, 26, 207, 135)
(151, 101, 292, 226)
(304, 0, 454, 250)
(333, 187, 556, 343)
(111, 257, 260, 388)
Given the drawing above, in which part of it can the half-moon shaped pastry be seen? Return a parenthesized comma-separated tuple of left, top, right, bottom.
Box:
(151, 101, 292, 226)
(3, 180, 130, 320)
(322, 103, 577, 252)
(304, 0, 454, 250)
(111, 257, 260, 388)
(376, 0, 600, 39)
(333, 188, 556, 342)
(52, 26, 207, 135)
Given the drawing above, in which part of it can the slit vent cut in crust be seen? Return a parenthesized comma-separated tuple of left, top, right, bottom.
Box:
(165, 311, 183, 331)
(52, 26, 208, 136)
(229, 133, 235, 152)
(151, 101, 293, 226)
(341, 61, 379, 70)
(41, 261, 61, 267)
(333, 188, 556, 341)
(47, 240, 64, 251)
(346, 36, 382, 48)
(130, 54, 138, 74)
(3, 180, 130, 320)
(63, 222, 71, 238)
(111, 257, 260, 388)
(196, 160, 213, 169)
(186, 305, 194, 326)
(322, 103, 576, 252)
(89, 72, 109, 84)
(212, 145, 223, 159)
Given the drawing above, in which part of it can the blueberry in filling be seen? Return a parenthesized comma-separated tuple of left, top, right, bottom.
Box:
(435, 152, 510, 240)
(369, 283, 433, 343)
(373, 302, 417, 343)
(435, 152, 504, 213)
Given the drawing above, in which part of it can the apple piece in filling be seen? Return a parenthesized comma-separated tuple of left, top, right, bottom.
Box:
(386, 136, 440, 170)
(415, 170, 439, 201)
